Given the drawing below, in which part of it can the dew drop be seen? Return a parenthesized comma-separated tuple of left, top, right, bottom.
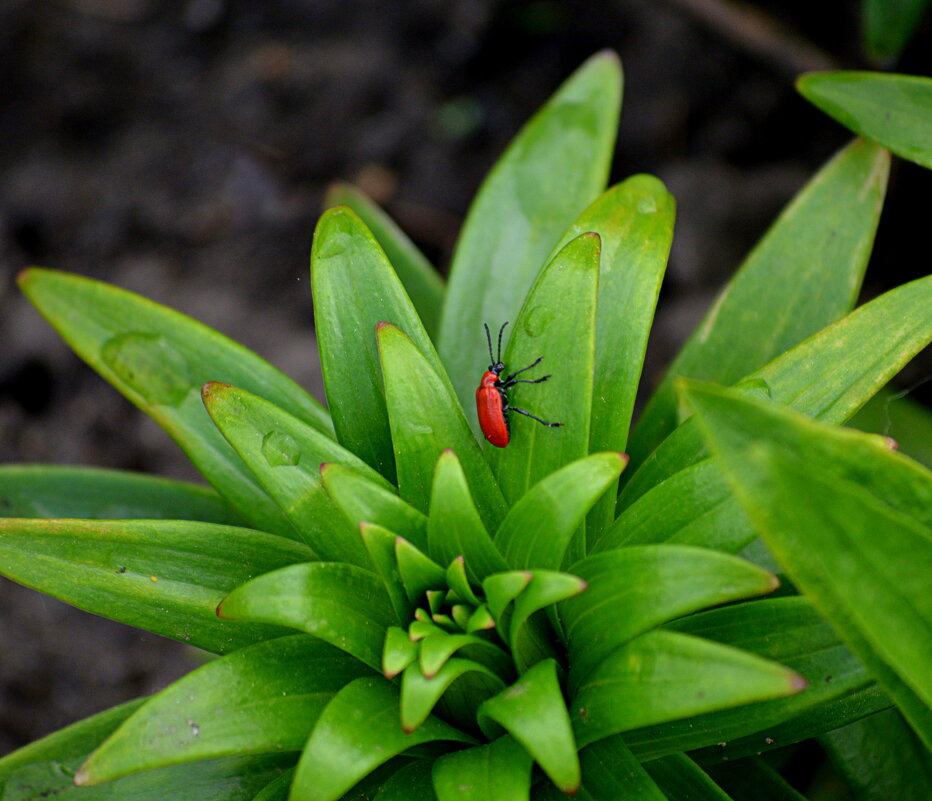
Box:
(100, 332, 193, 407)
(522, 305, 553, 338)
(637, 195, 658, 214)
(261, 431, 302, 467)
(735, 376, 773, 401)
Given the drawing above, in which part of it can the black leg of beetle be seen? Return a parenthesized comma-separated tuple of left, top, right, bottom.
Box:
(500, 375, 551, 389)
(503, 357, 543, 383)
(507, 406, 563, 427)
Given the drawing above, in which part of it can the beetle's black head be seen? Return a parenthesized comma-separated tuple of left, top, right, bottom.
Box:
(489, 361, 505, 374)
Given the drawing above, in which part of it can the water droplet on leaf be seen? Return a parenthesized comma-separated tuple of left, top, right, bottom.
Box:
(262, 431, 302, 466)
(100, 332, 193, 407)
(637, 195, 658, 214)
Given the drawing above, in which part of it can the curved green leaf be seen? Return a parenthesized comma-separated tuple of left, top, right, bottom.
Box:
(0, 465, 240, 523)
(572, 629, 805, 749)
(495, 452, 626, 571)
(251, 769, 294, 801)
(203, 382, 393, 561)
(218, 562, 395, 669)
(798, 73, 932, 169)
(508, 571, 586, 670)
(432, 735, 532, 801)
(644, 755, 733, 801)
(478, 659, 579, 794)
(0, 518, 308, 653)
(862, 0, 932, 60)
(548, 734, 667, 801)
(395, 538, 446, 603)
(371, 760, 436, 801)
(707, 758, 809, 801)
(77, 636, 370, 784)
(488, 232, 601, 508)
(290, 677, 473, 801)
(563, 545, 778, 691)
(377, 322, 506, 529)
(312, 207, 449, 482)
(361, 525, 412, 623)
(18, 268, 330, 537)
(628, 139, 888, 466)
(439, 52, 621, 413)
(324, 183, 444, 339)
(427, 450, 508, 582)
(401, 658, 503, 733)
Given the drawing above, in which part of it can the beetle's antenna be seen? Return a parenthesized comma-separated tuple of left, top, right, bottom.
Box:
(497, 321, 509, 364)
(484, 323, 495, 365)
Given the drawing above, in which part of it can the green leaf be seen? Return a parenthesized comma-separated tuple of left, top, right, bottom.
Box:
(862, 0, 932, 61)
(203, 382, 393, 560)
(848, 387, 932, 468)
(362, 525, 412, 624)
(321, 462, 428, 552)
(0, 518, 308, 654)
(438, 51, 621, 414)
(508, 571, 586, 670)
(401, 658, 504, 733)
(417, 630, 510, 679)
(644, 755, 733, 801)
(312, 207, 449, 482)
(427, 450, 508, 582)
(706, 758, 809, 801)
(1, 754, 293, 801)
(482, 571, 532, 625)
(478, 659, 579, 794)
(619, 273, 932, 510)
(821, 709, 932, 801)
(495, 452, 627, 570)
(218, 562, 396, 670)
(18, 268, 330, 538)
(0, 465, 240, 523)
(251, 769, 294, 801)
(572, 629, 805, 749)
(371, 760, 436, 801)
(798, 73, 932, 169)
(324, 183, 444, 339)
(699, 437, 932, 747)
(290, 676, 473, 801)
(395, 538, 446, 603)
(563, 545, 778, 691)
(563, 734, 667, 801)
(628, 597, 884, 762)
(432, 735, 532, 801)
(628, 139, 888, 466)
(76, 636, 370, 784)
(487, 232, 601, 507)
(377, 322, 506, 529)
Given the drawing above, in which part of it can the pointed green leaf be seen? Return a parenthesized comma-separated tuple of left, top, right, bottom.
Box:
(395, 538, 446, 603)
(478, 659, 579, 794)
(0, 519, 308, 653)
(644, 755, 733, 801)
(573, 629, 805, 749)
(251, 770, 294, 801)
(862, 0, 932, 61)
(418, 632, 510, 679)
(203, 382, 391, 561)
(383, 626, 419, 679)
(324, 183, 444, 339)
(563, 545, 778, 691)
(628, 139, 888, 466)
(629, 597, 884, 762)
(487, 233, 601, 507)
(706, 758, 809, 801)
(799, 73, 932, 168)
(849, 387, 932, 468)
(290, 677, 474, 801)
(445, 556, 481, 605)
(377, 322, 506, 529)
(361, 524, 412, 624)
(401, 658, 504, 732)
(0, 465, 240, 523)
(18, 268, 330, 537)
(432, 735, 532, 801)
(312, 207, 449, 482)
(427, 451, 508, 582)
(321, 462, 428, 550)
(370, 760, 436, 801)
(218, 562, 396, 670)
(77, 636, 370, 784)
(439, 52, 621, 413)
(482, 571, 532, 625)
(508, 571, 586, 671)
(495, 452, 627, 571)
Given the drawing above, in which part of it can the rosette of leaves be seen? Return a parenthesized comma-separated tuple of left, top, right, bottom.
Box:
(2, 51, 931, 801)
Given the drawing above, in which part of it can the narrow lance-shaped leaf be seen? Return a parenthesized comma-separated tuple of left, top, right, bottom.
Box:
(644, 755, 734, 801)
(75, 636, 371, 785)
(203, 382, 394, 563)
(572, 629, 806, 749)
(432, 735, 532, 801)
(798, 72, 932, 169)
(324, 183, 444, 339)
(290, 677, 474, 801)
(0, 519, 309, 654)
(312, 207, 451, 482)
(487, 232, 601, 507)
(218, 562, 396, 670)
(0, 465, 239, 523)
(400, 658, 504, 733)
(628, 139, 888, 467)
(370, 760, 436, 801)
(862, 0, 932, 61)
(18, 268, 331, 538)
(377, 322, 507, 530)
(439, 51, 621, 414)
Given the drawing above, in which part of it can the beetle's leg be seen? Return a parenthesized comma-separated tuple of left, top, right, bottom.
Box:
(506, 406, 563, 427)
(503, 356, 543, 383)
(500, 375, 550, 389)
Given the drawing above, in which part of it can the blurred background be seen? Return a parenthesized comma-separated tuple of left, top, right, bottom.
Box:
(1, 0, 930, 786)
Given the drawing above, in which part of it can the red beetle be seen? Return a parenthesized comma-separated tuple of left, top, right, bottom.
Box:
(475, 322, 563, 448)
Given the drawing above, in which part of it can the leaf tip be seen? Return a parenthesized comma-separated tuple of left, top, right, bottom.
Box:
(200, 381, 230, 403)
(882, 436, 899, 451)
(73, 768, 93, 787)
(215, 599, 233, 620)
(15, 266, 39, 289)
(789, 671, 809, 693)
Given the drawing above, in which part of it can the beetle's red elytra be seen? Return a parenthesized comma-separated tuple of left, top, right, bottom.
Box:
(475, 322, 562, 448)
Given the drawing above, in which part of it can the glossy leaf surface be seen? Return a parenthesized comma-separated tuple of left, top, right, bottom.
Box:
(644, 755, 733, 801)
(0, 518, 308, 653)
(432, 735, 532, 801)
(439, 52, 621, 414)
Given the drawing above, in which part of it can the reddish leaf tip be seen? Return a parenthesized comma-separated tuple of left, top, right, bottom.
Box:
(376, 320, 391, 330)
(319, 462, 332, 476)
(790, 672, 809, 692)
(200, 381, 230, 402)
(73, 769, 92, 787)
(215, 600, 232, 620)
(883, 436, 899, 451)
(767, 572, 781, 591)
